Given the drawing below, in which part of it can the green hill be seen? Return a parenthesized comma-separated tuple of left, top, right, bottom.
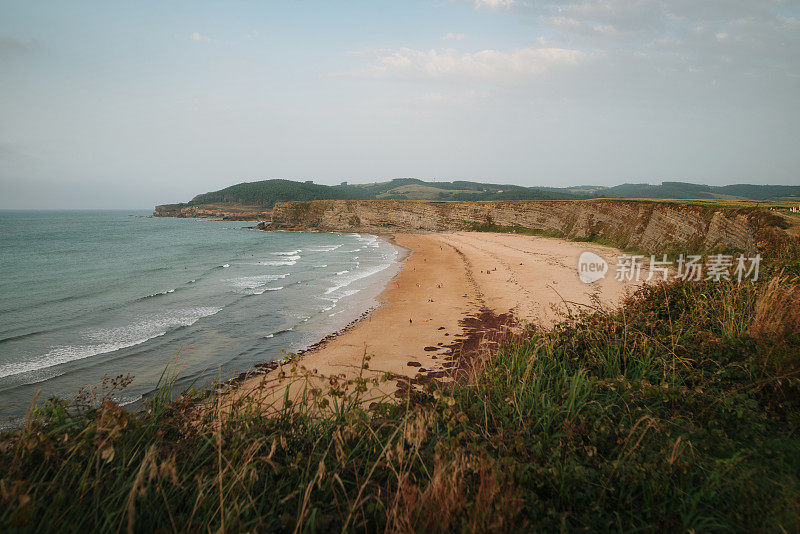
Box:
(594, 182, 800, 200)
(597, 182, 715, 199)
(188, 178, 582, 207)
(182, 178, 800, 208)
(188, 179, 372, 207)
(713, 184, 800, 200)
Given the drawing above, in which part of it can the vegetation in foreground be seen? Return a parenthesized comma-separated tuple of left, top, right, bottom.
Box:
(1, 243, 799, 532)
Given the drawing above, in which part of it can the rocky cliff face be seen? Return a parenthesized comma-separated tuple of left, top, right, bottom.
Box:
(270, 199, 773, 254)
(154, 203, 269, 220)
(153, 204, 186, 217)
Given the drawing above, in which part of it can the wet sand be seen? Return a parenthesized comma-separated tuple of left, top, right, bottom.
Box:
(233, 232, 640, 407)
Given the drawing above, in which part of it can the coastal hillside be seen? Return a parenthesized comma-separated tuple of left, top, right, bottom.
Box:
(154, 179, 800, 217)
(269, 199, 788, 254)
(183, 178, 581, 208)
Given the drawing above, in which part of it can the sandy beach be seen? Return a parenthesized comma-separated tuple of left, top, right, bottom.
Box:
(235, 232, 640, 406)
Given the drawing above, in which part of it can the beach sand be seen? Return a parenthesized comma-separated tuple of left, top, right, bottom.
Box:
(233, 232, 641, 408)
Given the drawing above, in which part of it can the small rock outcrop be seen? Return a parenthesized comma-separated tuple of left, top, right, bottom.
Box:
(154, 203, 269, 220)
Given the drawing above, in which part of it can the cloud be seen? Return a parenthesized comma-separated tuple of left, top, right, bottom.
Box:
(189, 32, 216, 43)
(351, 46, 590, 83)
(444, 32, 467, 40)
(473, 0, 516, 10)
(468, 0, 800, 81)
(343, 0, 798, 110)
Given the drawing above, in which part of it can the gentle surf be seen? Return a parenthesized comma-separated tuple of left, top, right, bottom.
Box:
(0, 210, 401, 421)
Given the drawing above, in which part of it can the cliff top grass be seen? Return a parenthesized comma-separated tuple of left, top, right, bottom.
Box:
(278, 195, 796, 204)
(1, 234, 799, 532)
(271, 197, 799, 217)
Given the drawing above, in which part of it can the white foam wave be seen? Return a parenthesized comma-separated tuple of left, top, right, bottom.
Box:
(226, 274, 289, 289)
(274, 250, 302, 256)
(290, 313, 311, 323)
(318, 287, 361, 306)
(226, 274, 289, 294)
(114, 394, 143, 407)
(307, 244, 342, 252)
(259, 260, 296, 266)
(259, 255, 299, 266)
(222, 264, 230, 268)
(142, 288, 178, 299)
(336, 270, 350, 275)
(0, 307, 223, 379)
(324, 263, 392, 295)
(251, 286, 283, 295)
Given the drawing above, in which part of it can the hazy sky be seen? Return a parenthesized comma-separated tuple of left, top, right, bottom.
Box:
(1, 0, 799, 208)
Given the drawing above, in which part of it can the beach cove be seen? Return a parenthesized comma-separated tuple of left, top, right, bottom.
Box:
(234, 232, 638, 407)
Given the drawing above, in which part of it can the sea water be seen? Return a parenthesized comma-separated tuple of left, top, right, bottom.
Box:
(0, 211, 402, 422)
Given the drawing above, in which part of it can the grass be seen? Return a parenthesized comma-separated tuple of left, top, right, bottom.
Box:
(2, 240, 799, 532)
(580, 197, 800, 210)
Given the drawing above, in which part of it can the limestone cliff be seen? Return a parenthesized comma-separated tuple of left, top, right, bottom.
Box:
(269, 199, 782, 254)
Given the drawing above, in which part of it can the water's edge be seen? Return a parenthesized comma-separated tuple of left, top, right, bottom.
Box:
(0, 212, 405, 425)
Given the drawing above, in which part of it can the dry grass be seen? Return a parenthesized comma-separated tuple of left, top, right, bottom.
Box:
(387, 451, 522, 533)
(749, 275, 800, 344)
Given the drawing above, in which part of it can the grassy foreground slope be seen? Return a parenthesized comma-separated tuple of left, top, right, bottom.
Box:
(1, 229, 799, 531)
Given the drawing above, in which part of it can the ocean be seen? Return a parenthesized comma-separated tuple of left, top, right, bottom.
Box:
(0, 210, 402, 423)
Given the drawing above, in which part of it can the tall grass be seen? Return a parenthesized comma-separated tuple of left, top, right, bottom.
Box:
(2, 243, 799, 532)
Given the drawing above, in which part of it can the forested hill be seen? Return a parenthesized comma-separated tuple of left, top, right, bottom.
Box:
(589, 182, 800, 200)
(181, 178, 800, 208)
(187, 178, 582, 208)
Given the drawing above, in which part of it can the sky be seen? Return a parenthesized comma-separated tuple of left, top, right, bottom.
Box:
(1, 0, 799, 208)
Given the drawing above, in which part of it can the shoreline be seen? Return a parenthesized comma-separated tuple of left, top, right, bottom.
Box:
(221, 235, 410, 389)
(232, 231, 639, 406)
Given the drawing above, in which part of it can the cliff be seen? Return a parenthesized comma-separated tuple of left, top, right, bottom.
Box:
(269, 199, 786, 254)
(154, 203, 270, 221)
